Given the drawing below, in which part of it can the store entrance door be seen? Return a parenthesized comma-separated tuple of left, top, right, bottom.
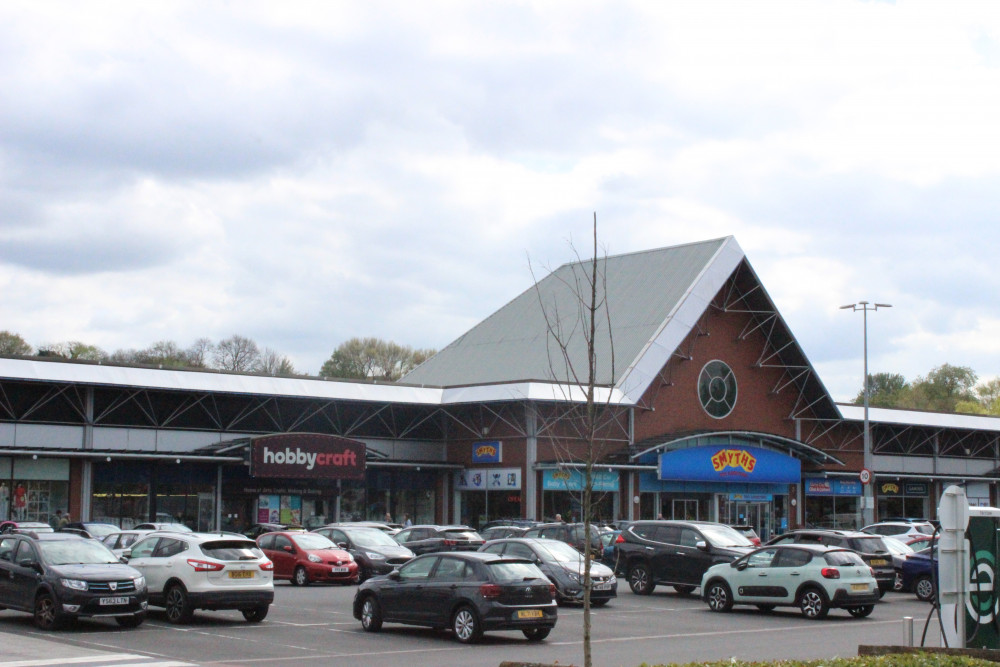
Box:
(721, 499, 773, 542)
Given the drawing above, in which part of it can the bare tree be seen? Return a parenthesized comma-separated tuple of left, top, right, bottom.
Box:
(212, 334, 260, 372)
(254, 348, 297, 376)
(187, 338, 213, 368)
(530, 215, 616, 667)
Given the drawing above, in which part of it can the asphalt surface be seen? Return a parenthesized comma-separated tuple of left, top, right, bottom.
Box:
(0, 583, 948, 667)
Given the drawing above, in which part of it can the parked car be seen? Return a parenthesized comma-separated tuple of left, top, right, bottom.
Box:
(0, 521, 53, 534)
(862, 521, 936, 540)
(600, 530, 621, 569)
(881, 535, 917, 591)
(310, 525, 413, 581)
(701, 544, 880, 619)
(616, 520, 755, 595)
(101, 530, 156, 557)
(766, 529, 895, 595)
(0, 531, 147, 629)
(907, 535, 938, 552)
(901, 546, 937, 602)
(393, 525, 485, 555)
(122, 531, 274, 623)
(352, 551, 557, 643)
(729, 525, 761, 546)
(134, 522, 193, 533)
(480, 537, 617, 606)
(59, 522, 120, 540)
(480, 525, 532, 541)
(522, 523, 604, 559)
(322, 521, 401, 536)
(257, 531, 358, 585)
(243, 522, 304, 539)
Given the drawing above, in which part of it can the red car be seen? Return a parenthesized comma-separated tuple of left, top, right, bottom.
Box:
(257, 531, 359, 586)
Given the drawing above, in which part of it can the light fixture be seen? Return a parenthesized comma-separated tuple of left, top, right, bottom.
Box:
(176, 458, 181, 464)
(32, 454, 37, 460)
(106, 456, 111, 462)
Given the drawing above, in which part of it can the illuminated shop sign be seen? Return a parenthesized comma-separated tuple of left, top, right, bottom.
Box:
(455, 467, 521, 491)
(541, 469, 619, 492)
(658, 445, 800, 484)
(804, 478, 862, 496)
(472, 441, 502, 464)
(250, 433, 366, 480)
(878, 481, 928, 497)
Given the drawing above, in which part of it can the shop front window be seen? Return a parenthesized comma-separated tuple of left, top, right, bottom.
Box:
(805, 495, 860, 530)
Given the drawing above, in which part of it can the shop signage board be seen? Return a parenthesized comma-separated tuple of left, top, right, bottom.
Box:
(250, 433, 366, 480)
(804, 478, 863, 496)
(471, 440, 502, 464)
(541, 469, 619, 492)
(455, 467, 521, 491)
(658, 445, 800, 484)
(878, 481, 929, 496)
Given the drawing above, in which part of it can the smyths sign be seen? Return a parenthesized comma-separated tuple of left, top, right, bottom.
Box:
(250, 434, 366, 480)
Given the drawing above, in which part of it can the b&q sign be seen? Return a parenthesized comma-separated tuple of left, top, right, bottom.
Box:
(711, 449, 757, 474)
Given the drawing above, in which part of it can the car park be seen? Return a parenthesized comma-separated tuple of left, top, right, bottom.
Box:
(257, 531, 358, 585)
(60, 522, 121, 540)
(393, 525, 485, 555)
(522, 522, 605, 559)
(767, 529, 895, 595)
(0, 521, 53, 534)
(616, 520, 755, 595)
(480, 525, 532, 541)
(311, 525, 413, 582)
(353, 551, 557, 643)
(0, 531, 147, 630)
(101, 530, 156, 557)
(134, 522, 193, 533)
(123, 532, 274, 623)
(862, 521, 936, 540)
(701, 544, 880, 619)
(480, 537, 617, 606)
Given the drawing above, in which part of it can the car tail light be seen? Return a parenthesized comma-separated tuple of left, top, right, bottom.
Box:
(548, 583, 556, 598)
(869, 567, 875, 577)
(615, 534, 625, 544)
(479, 583, 502, 599)
(260, 560, 274, 571)
(821, 567, 840, 579)
(187, 559, 225, 572)
(443, 539, 457, 546)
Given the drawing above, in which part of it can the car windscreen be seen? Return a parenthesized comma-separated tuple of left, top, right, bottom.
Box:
(40, 539, 120, 565)
(200, 540, 264, 560)
(293, 534, 338, 550)
(536, 540, 585, 563)
(442, 529, 483, 540)
(698, 524, 754, 548)
(348, 529, 400, 548)
(849, 536, 889, 554)
(486, 561, 546, 582)
(824, 550, 866, 567)
(82, 524, 120, 538)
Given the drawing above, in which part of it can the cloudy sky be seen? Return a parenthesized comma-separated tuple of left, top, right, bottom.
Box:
(2, 1, 999, 401)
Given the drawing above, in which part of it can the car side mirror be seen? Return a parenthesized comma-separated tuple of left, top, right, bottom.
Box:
(121, 548, 132, 559)
(283, 545, 294, 553)
(388, 570, 401, 581)
(337, 542, 349, 549)
(735, 561, 749, 571)
(18, 558, 40, 572)
(696, 541, 708, 552)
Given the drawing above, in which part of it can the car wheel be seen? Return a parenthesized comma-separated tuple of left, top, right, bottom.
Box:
(756, 604, 776, 613)
(705, 580, 733, 613)
(848, 605, 874, 618)
(360, 596, 383, 632)
(116, 613, 145, 628)
(894, 570, 904, 592)
(523, 627, 550, 641)
(673, 585, 696, 596)
(452, 605, 483, 644)
(798, 587, 830, 619)
(165, 584, 194, 624)
(293, 566, 310, 586)
(33, 592, 62, 630)
(242, 606, 269, 623)
(628, 563, 655, 595)
(914, 575, 935, 602)
(590, 598, 609, 607)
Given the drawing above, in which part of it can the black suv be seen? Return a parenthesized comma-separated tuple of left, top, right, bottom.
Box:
(766, 529, 894, 595)
(0, 532, 147, 629)
(393, 525, 485, 555)
(522, 523, 604, 559)
(615, 520, 755, 595)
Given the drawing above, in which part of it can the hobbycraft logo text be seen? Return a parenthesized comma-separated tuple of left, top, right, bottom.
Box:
(261, 446, 358, 471)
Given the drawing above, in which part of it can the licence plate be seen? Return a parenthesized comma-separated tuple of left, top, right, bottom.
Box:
(228, 570, 254, 579)
(851, 583, 868, 592)
(594, 583, 612, 591)
(516, 609, 544, 619)
(331, 567, 349, 573)
(99, 596, 129, 606)
(870, 559, 888, 566)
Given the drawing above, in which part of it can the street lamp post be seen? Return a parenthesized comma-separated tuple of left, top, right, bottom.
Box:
(841, 300, 892, 527)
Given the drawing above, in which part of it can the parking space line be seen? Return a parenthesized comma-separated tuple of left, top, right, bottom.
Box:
(0, 657, 151, 667)
(201, 645, 468, 665)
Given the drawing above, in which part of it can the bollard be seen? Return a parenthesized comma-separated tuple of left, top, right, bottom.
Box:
(903, 616, 914, 647)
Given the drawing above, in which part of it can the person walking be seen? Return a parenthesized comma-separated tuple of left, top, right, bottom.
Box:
(49, 509, 63, 530)
(403, 513, 412, 527)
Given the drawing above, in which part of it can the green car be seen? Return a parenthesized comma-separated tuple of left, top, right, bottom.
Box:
(701, 543, 879, 619)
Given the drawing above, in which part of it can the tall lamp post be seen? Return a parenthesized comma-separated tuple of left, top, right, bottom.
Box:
(841, 301, 892, 527)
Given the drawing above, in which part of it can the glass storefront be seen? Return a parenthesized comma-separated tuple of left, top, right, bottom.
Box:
(803, 478, 862, 530)
(0, 457, 70, 526)
(455, 467, 523, 528)
(539, 469, 619, 525)
(92, 460, 217, 530)
(875, 480, 928, 520)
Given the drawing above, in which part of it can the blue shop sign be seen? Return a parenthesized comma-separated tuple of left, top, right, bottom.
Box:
(659, 445, 800, 484)
(804, 478, 862, 496)
(472, 440, 502, 464)
(542, 469, 619, 492)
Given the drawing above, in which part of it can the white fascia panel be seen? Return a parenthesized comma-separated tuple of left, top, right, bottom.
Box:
(439, 382, 626, 406)
(616, 237, 745, 404)
(838, 403, 1000, 433)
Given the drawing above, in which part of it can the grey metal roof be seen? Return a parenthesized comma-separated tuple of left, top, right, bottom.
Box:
(402, 237, 744, 402)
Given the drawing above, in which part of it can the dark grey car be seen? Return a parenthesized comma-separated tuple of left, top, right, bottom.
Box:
(392, 525, 484, 555)
(312, 525, 414, 581)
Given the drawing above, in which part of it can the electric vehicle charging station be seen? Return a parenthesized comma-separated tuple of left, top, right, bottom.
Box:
(938, 485, 1000, 649)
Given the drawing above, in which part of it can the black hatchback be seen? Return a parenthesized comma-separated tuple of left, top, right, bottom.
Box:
(353, 551, 557, 643)
(0, 532, 148, 629)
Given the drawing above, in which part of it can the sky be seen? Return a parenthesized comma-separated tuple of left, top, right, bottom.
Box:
(2, 1, 1000, 402)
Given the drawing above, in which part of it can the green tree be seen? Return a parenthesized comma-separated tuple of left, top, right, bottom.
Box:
(40, 341, 107, 361)
(320, 338, 435, 381)
(904, 363, 977, 412)
(853, 372, 910, 408)
(0, 331, 32, 356)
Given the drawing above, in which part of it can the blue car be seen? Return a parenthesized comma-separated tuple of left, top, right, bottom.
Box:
(901, 549, 936, 602)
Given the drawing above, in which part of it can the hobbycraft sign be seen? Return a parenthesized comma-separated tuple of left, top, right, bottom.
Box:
(658, 445, 800, 484)
(250, 433, 366, 480)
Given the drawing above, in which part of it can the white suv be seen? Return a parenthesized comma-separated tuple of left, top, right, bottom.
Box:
(861, 521, 936, 540)
(124, 532, 274, 623)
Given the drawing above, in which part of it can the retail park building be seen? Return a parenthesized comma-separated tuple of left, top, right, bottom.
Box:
(2, 237, 998, 540)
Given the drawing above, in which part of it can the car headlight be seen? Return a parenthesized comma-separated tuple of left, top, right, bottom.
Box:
(566, 571, 581, 583)
(308, 554, 322, 563)
(134, 576, 146, 591)
(60, 578, 88, 591)
(365, 552, 386, 560)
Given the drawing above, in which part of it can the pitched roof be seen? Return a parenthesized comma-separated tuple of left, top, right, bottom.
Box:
(401, 237, 745, 403)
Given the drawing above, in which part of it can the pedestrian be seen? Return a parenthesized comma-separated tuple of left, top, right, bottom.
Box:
(403, 513, 412, 527)
(656, 513, 664, 520)
(555, 513, 563, 522)
(384, 511, 392, 523)
(49, 509, 63, 530)
(60, 512, 70, 528)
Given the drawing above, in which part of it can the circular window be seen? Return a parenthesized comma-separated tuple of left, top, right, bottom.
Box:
(698, 360, 737, 419)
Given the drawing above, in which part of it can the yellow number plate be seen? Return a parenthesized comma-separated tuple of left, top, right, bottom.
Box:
(870, 559, 888, 566)
(228, 570, 254, 579)
(517, 609, 544, 619)
(851, 583, 868, 591)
